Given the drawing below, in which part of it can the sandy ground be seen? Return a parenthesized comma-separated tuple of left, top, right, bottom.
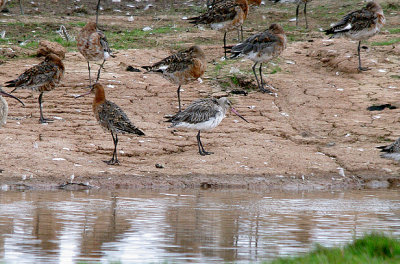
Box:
(0, 2, 400, 190)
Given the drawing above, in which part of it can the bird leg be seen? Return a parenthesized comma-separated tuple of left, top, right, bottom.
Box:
(357, 41, 370, 71)
(96, 0, 101, 26)
(241, 26, 244, 41)
(96, 59, 106, 83)
(223, 31, 227, 59)
(105, 132, 120, 165)
(177, 85, 182, 112)
(38, 92, 53, 123)
(296, 3, 300, 27)
(19, 0, 24, 15)
(252, 62, 261, 90)
(304, 2, 308, 29)
(87, 61, 92, 85)
(259, 63, 274, 94)
(197, 131, 213, 156)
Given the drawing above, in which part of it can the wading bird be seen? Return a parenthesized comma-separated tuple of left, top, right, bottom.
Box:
(188, 0, 248, 58)
(0, 87, 24, 128)
(142, 46, 206, 112)
(77, 21, 114, 85)
(76, 83, 145, 165)
(324, 1, 385, 71)
(4, 54, 64, 123)
(168, 97, 248, 156)
(228, 23, 286, 93)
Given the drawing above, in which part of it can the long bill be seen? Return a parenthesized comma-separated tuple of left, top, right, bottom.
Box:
(74, 85, 94, 99)
(231, 107, 249, 123)
(0, 89, 25, 106)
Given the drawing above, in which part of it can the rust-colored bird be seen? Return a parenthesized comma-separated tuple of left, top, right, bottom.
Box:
(188, 0, 248, 58)
(229, 24, 287, 93)
(4, 54, 64, 123)
(324, 1, 385, 71)
(77, 83, 145, 165)
(77, 21, 114, 84)
(142, 45, 206, 112)
(0, 87, 24, 128)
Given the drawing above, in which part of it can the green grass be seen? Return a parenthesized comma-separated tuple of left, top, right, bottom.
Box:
(388, 28, 400, 34)
(371, 38, 400, 46)
(266, 233, 400, 264)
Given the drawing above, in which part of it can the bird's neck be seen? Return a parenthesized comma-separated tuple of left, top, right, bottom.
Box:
(94, 88, 106, 105)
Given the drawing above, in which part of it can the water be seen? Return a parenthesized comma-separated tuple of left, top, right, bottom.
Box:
(0, 189, 399, 263)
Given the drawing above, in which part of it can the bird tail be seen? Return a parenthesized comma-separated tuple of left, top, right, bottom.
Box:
(376, 145, 391, 152)
(4, 80, 19, 93)
(187, 16, 201, 24)
(129, 126, 145, 136)
(141, 66, 163, 73)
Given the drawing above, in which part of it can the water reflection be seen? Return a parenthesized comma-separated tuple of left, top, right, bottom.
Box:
(0, 189, 399, 263)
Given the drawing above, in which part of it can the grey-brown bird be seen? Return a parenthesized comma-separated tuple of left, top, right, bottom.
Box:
(168, 97, 248, 156)
(377, 137, 400, 162)
(188, 0, 248, 58)
(324, 1, 385, 71)
(0, 87, 24, 128)
(77, 83, 145, 165)
(4, 53, 64, 123)
(229, 24, 287, 93)
(77, 21, 114, 84)
(142, 46, 206, 112)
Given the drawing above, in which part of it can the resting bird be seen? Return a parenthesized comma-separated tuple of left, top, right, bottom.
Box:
(0, 87, 24, 128)
(324, 1, 385, 71)
(377, 138, 400, 162)
(77, 21, 114, 84)
(142, 46, 206, 112)
(76, 83, 145, 165)
(168, 97, 248, 156)
(4, 54, 64, 123)
(228, 23, 287, 93)
(188, 0, 248, 58)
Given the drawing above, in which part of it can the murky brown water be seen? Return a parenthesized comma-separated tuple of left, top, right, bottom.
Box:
(0, 189, 399, 263)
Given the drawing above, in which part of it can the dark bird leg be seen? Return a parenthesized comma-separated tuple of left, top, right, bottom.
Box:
(357, 41, 370, 71)
(96, 59, 106, 83)
(38, 92, 53, 123)
(106, 132, 120, 165)
(87, 61, 92, 85)
(96, 0, 101, 26)
(197, 131, 213, 156)
(296, 2, 300, 27)
(19, 0, 24, 15)
(241, 26, 244, 41)
(177, 85, 182, 112)
(304, 2, 308, 29)
(252, 62, 261, 91)
(223, 31, 227, 58)
(259, 63, 274, 94)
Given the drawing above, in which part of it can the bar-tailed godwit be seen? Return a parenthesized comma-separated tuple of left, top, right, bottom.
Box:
(77, 21, 114, 84)
(229, 23, 286, 93)
(324, 1, 385, 71)
(0, 87, 24, 128)
(168, 97, 248, 156)
(4, 54, 64, 123)
(76, 83, 145, 165)
(188, 0, 248, 58)
(142, 45, 206, 112)
(377, 137, 400, 162)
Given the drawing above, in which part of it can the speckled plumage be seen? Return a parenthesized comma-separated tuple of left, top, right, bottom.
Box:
(324, 2, 385, 71)
(91, 83, 144, 165)
(230, 24, 286, 93)
(77, 22, 114, 83)
(169, 97, 247, 155)
(0, 88, 24, 128)
(4, 54, 64, 123)
(377, 137, 400, 162)
(142, 46, 206, 111)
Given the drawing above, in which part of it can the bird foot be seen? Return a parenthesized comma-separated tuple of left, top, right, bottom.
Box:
(259, 85, 275, 94)
(104, 159, 120, 165)
(358, 67, 370, 72)
(39, 118, 54, 124)
(199, 151, 214, 156)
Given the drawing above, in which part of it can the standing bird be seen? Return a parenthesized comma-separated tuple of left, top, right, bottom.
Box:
(4, 54, 64, 123)
(142, 46, 206, 112)
(377, 137, 400, 162)
(168, 97, 248, 156)
(77, 21, 114, 85)
(295, 0, 312, 29)
(228, 23, 287, 93)
(188, 0, 248, 58)
(324, 1, 385, 71)
(0, 87, 24, 128)
(76, 83, 145, 165)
